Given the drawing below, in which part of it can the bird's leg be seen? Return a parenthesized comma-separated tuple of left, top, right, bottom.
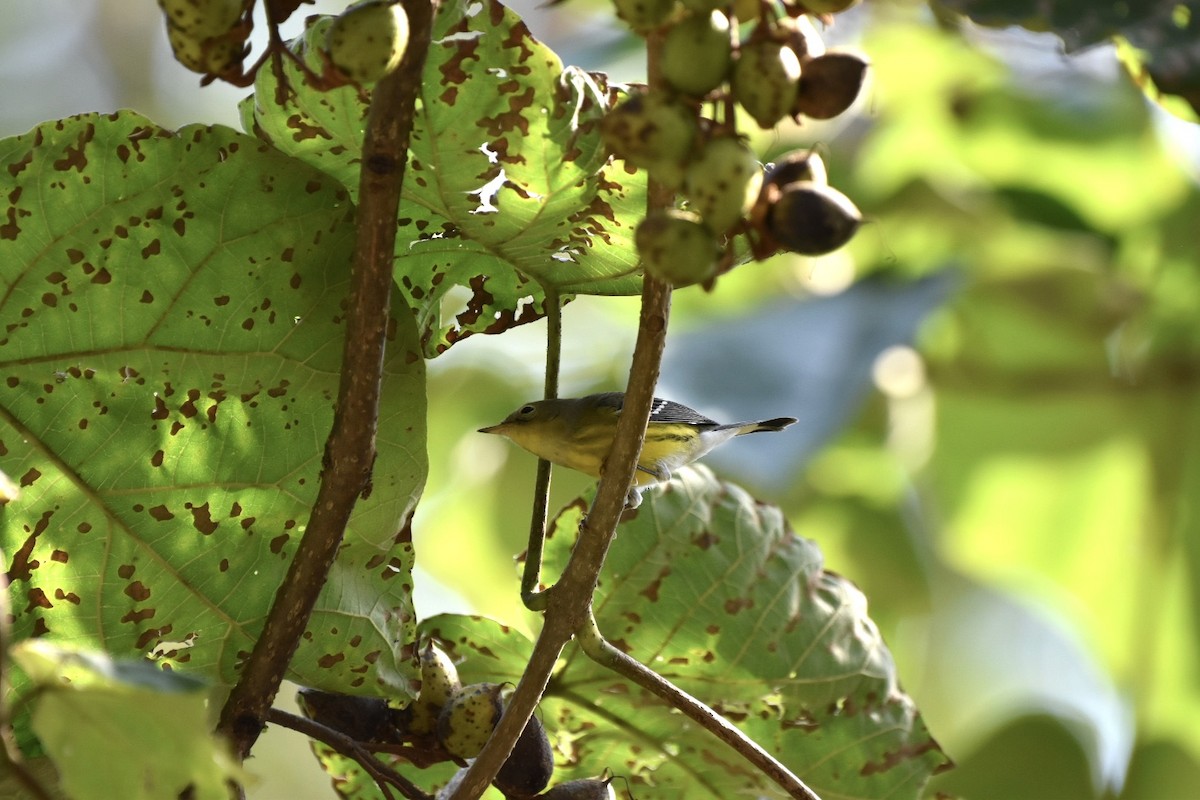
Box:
(637, 464, 672, 483)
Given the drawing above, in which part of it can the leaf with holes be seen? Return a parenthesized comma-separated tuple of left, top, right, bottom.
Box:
(417, 468, 949, 798)
(242, 0, 645, 357)
(0, 112, 425, 708)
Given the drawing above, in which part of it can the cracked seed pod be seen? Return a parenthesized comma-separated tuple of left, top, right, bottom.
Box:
(732, 39, 802, 129)
(801, 0, 862, 13)
(612, 0, 675, 32)
(167, 26, 243, 75)
(540, 778, 617, 799)
(494, 713, 555, 798)
(437, 682, 504, 759)
(683, 135, 763, 233)
(662, 11, 732, 97)
(600, 91, 698, 189)
(326, 0, 409, 84)
(635, 209, 720, 288)
(764, 149, 827, 188)
(408, 641, 461, 735)
(158, 0, 243, 38)
(793, 51, 869, 119)
(767, 181, 861, 256)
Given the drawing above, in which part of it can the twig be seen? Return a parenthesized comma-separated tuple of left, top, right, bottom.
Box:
(521, 287, 561, 610)
(266, 708, 435, 800)
(445, 26, 678, 799)
(577, 613, 821, 800)
(446, 183, 675, 800)
(216, 0, 437, 762)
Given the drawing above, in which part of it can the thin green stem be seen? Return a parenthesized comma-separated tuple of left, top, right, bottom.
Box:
(522, 288, 562, 610)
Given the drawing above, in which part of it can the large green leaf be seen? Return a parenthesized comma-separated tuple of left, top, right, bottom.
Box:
(242, 0, 645, 357)
(421, 467, 948, 799)
(11, 640, 243, 800)
(0, 112, 424, 699)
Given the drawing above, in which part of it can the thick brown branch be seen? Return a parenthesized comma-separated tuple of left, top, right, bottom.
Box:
(216, 0, 436, 761)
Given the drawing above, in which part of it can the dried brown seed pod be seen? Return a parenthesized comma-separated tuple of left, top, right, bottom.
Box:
(764, 149, 827, 189)
(494, 713, 555, 798)
(793, 51, 869, 120)
(766, 181, 862, 255)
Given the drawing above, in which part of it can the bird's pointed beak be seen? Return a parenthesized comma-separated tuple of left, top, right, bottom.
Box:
(477, 424, 501, 434)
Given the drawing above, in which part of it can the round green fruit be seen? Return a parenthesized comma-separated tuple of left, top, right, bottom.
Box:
(326, 0, 409, 84)
(158, 0, 243, 39)
(732, 39, 801, 129)
(436, 682, 504, 759)
(167, 26, 243, 75)
(635, 209, 720, 288)
(731, 0, 761, 21)
(683, 135, 763, 233)
(408, 641, 461, 735)
(766, 181, 861, 255)
(600, 91, 698, 184)
(662, 11, 732, 97)
(680, 0, 726, 11)
(612, 0, 675, 32)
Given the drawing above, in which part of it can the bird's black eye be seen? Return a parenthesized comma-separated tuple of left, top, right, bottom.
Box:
(517, 404, 537, 418)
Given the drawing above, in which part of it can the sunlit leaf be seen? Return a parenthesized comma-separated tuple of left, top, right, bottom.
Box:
(422, 467, 949, 799)
(11, 640, 243, 800)
(243, 0, 645, 357)
(0, 112, 424, 700)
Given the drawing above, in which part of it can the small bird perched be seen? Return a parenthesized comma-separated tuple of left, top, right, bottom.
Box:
(479, 392, 796, 508)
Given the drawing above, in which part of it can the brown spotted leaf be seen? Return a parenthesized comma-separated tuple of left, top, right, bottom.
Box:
(0, 112, 425, 701)
(419, 468, 949, 799)
(241, 0, 645, 357)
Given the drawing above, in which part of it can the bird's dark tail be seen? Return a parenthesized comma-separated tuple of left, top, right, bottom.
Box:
(723, 417, 798, 434)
